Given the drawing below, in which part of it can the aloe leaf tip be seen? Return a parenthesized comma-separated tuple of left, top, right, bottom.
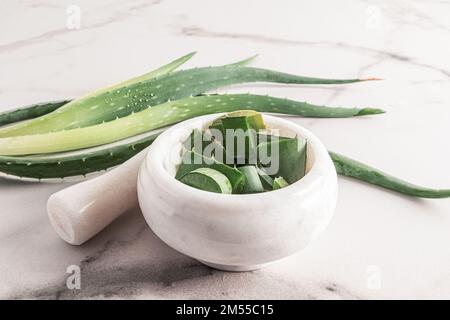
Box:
(186, 51, 197, 58)
(356, 108, 386, 116)
(229, 54, 259, 67)
(360, 77, 383, 81)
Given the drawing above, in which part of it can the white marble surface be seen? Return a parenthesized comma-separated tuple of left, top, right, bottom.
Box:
(1, 0, 450, 299)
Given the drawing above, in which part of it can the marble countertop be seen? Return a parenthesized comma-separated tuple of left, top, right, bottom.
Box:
(1, 0, 450, 299)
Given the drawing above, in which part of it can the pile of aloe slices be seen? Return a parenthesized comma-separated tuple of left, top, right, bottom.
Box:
(176, 110, 306, 194)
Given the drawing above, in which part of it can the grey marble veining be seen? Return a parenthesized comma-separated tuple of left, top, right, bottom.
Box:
(5, 210, 357, 300)
(1, 0, 450, 299)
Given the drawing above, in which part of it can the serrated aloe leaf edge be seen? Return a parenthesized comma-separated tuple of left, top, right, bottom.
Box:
(0, 65, 377, 138)
(1, 127, 449, 199)
(0, 53, 447, 199)
(0, 94, 383, 156)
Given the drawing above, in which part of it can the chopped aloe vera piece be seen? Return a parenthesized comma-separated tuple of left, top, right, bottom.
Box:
(211, 110, 266, 133)
(175, 151, 244, 193)
(209, 118, 224, 134)
(180, 168, 232, 194)
(182, 129, 225, 161)
(273, 177, 289, 190)
(209, 111, 266, 164)
(256, 166, 274, 190)
(222, 110, 266, 131)
(258, 137, 307, 184)
(238, 165, 265, 194)
(221, 117, 258, 164)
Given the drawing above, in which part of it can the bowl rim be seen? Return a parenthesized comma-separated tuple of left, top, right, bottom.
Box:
(143, 113, 334, 203)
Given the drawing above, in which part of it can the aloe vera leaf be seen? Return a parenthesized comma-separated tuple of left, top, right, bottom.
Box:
(256, 166, 274, 190)
(2, 129, 448, 199)
(179, 167, 232, 194)
(100, 51, 197, 93)
(115, 52, 253, 88)
(0, 53, 255, 130)
(0, 53, 194, 128)
(70, 51, 195, 99)
(0, 99, 71, 127)
(330, 151, 450, 198)
(0, 94, 384, 156)
(0, 130, 163, 179)
(258, 137, 307, 184)
(228, 54, 258, 67)
(238, 165, 265, 193)
(273, 176, 289, 190)
(175, 150, 244, 193)
(0, 66, 378, 137)
(0, 52, 195, 137)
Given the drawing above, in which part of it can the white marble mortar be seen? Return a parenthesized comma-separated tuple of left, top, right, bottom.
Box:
(137, 114, 338, 271)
